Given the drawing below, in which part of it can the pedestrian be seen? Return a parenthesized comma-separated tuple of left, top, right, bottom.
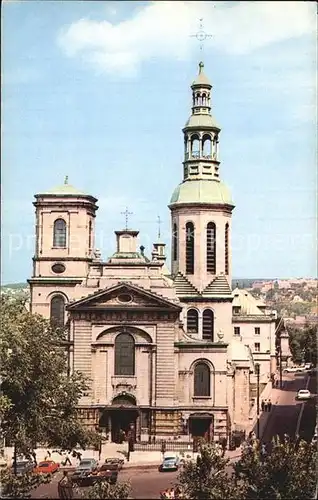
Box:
(261, 399, 265, 411)
(268, 399, 272, 411)
(264, 399, 268, 412)
(58, 471, 73, 500)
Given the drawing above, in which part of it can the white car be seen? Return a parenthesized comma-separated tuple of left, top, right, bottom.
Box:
(296, 389, 311, 400)
(284, 367, 299, 373)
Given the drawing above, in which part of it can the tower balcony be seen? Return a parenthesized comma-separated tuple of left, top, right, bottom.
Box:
(185, 152, 217, 161)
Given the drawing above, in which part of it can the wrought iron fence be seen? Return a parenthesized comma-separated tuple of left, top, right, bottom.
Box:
(135, 440, 193, 452)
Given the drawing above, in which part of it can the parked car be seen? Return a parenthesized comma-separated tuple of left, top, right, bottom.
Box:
(305, 363, 312, 370)
(284, 367, 299, 373)
(90, 462, 119, 485)
(159, 454, 180, 472)
(33, 460, 60, 474)
(296, 389, 311, 400)
(71, 458, 98, 484)
(104, 457, 124, 471)
(12, 460, 35, 475)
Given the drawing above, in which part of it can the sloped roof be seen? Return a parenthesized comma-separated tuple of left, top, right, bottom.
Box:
(202, 274, 232, 297)
(173, 272, 200, 297)
(232, 288, 266, 315)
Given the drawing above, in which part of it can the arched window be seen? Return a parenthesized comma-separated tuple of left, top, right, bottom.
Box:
(173, 223, 178, 261)
(225, 223, 229, 274)
(191, 136, 200, 158)
(185, 222, 195, 274)
(207, 222, 216, 273)
(53, 218, 67, 248)
(194, 362, 210, 397)
(187, 309, 199, 334)
(202, 135, 212, 157)
(115, 333, 135, 376)
(50, 295, 65, 328)
(202, 310, 214, 341)
(202, 93, 207, 106)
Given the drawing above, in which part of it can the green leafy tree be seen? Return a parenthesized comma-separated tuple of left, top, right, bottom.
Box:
(175, 441, 242, 499)
(234, 436, 317, 499)
(0, 295, 101, 475)
(0, 469, 51, 498)
(288, 324, 317, 366)
(84, 480, 131, 499)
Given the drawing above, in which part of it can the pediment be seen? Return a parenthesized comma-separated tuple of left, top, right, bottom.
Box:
(67, 282, 181, 312)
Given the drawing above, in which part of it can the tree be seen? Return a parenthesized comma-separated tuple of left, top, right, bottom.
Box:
(288, 323, 317, 366)
(175, 441, 242, 499)
(234, 436, 317, 499)
(0, 469, 51, 499)
(0, 294, 101, 468)
(84, 480, 131, 499)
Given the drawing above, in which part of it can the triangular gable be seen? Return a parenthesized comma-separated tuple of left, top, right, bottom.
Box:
(202, 274, 232, 297)
(67, 282, 181, 311)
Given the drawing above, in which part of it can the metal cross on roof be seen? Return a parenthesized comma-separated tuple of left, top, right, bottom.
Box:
(190, 18, 212, 52)
(157, 215, 162, 240)
(121, 207, 133, 230)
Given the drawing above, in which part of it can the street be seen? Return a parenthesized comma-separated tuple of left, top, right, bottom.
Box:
(32, 372, 315, 499)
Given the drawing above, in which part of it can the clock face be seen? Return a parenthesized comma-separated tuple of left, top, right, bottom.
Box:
(51, 262, 66, 274)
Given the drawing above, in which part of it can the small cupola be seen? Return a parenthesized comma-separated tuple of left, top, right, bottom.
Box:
(115, 230, 139, 253)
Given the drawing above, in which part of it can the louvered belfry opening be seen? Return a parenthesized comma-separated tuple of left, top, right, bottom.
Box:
(187, 308, 199, 334)
(173, 222, 178, 261)
(225, 223, 229, 274)
(185, 222, 195, 274)
(202, 309, 214, 341)
(207, 222, 216, 273)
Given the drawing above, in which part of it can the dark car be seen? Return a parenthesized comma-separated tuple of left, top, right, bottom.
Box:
(91, 463, 119, 485)
(12, 460, 35, 475)
(71, 458, 98, 485)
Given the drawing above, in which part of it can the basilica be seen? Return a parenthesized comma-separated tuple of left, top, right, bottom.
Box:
(29, 62, 277, 444)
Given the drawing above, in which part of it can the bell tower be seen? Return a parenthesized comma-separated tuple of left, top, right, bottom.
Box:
(169, 62, 235, 293)
(31, 177, 98, 280)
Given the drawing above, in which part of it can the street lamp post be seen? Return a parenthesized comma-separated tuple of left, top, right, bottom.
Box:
(255, 364, 260, 440)
(279, 339, 283, 389)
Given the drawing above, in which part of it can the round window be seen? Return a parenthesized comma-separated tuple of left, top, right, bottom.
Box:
(51, 263, 66, 274)
(118, 293, 133, 303)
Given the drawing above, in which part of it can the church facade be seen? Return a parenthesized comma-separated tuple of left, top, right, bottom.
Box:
(29, 63, 277, 444)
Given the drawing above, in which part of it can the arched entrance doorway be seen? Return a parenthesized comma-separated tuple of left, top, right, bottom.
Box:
(108, 394, 139, 443)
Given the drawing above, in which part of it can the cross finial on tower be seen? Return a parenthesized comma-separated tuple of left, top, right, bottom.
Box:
(64, 175, 69, 185)
(121, 207, 133, 230)
(157, 215, 162, 240)
(190, 18, 212, 53)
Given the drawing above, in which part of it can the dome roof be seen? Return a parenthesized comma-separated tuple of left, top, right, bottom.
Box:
(184, 113, 220, 130)
(191, 62, 212, 88)
(43, 184, 86, 195)
(170, 180, 234, 206)
(37, 177, 88, 197)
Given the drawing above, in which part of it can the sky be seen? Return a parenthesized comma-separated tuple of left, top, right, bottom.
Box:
(1, 0, 317, 284)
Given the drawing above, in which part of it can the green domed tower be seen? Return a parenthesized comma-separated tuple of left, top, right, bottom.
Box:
(169, 62, 235, 294)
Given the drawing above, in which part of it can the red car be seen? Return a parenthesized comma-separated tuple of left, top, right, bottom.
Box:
(33, 460, 60, 474)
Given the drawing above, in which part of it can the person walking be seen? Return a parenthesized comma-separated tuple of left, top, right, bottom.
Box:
(264, 399, 268, 412)
(58, 471, 73, 500)
(261, 399, 265, 411)
(268, 399, 272, 411)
